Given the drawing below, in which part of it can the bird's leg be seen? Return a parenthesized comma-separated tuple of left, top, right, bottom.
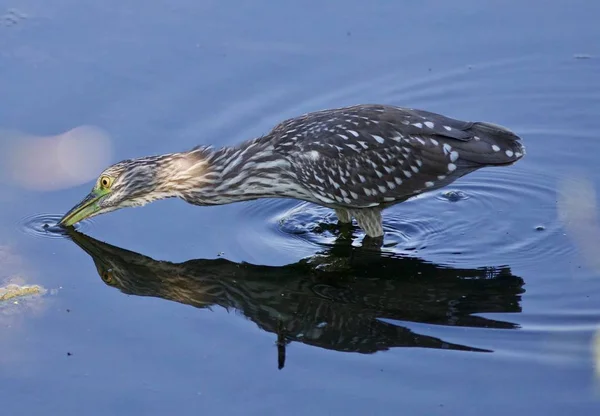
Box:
(334, 208, 352, 224)
(333, 208, 354, 239)
(361, 235, 384, 249)
(276, 320, 287, 370)
(349, 208, 384, 238)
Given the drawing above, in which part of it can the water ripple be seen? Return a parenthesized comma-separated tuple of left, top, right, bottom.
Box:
(255, 162, 568, 271)
(227, 56, 581, 270)
(18, 213, 94, 239)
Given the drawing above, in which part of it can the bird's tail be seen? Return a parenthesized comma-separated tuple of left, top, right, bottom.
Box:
(456, 122, 525, 166)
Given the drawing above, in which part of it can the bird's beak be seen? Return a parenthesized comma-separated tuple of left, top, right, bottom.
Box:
(59, 190, 104, 227)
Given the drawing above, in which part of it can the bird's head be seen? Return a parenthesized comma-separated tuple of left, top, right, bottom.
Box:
(58, 147, 214, 227)
(58, 157, 163, 227)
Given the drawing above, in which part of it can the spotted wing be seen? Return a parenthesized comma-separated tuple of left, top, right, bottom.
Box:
(270, 104, 482, 207)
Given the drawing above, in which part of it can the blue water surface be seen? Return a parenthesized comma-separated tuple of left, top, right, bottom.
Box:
(1, 1, 600, 415)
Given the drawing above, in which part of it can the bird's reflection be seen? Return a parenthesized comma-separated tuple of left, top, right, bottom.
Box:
(66, 229, 524, 369)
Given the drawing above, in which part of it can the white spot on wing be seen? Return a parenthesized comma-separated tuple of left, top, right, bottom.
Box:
(307, 150, 320, 160)
(443, 143, 452, 155)
(328, 177, 340, 189)
(412, 123, 423, 128)
(424, 121, 434, 128)
(492, 145, 501, 152)
(425, 181, 435, 188)
(448, 163, 457, 172)
(443, 126, 452, 131)
(372, 135, 385, 144)
(505, 150, 514, 157)
(315, 194, 335, 204)
(450, 151, 459, 162)
(347, 130, 359, 137)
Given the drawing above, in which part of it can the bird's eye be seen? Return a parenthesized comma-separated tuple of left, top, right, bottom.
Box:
(100, 176, 112, 189)
(101, 270, 113, 283)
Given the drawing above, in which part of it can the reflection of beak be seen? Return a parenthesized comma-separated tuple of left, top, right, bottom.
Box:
(59, 190, 103, 227)
(64, 227, 120, 286)
(65, 227, 143, 266)
(65, 227, 103, 257)
(66, 229, 111, 275)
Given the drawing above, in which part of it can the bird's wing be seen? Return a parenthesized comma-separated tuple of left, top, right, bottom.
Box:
(270, 104, 480, 207)
(271, 104, 476, 151)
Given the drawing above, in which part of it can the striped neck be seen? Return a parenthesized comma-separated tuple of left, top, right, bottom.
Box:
(173, 137, 299, 205)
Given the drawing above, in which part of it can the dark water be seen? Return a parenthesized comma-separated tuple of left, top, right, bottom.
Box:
(2, 0, 600, 414)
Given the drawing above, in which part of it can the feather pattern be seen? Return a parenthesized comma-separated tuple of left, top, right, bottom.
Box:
(266, 104, 524, 208)
(61, 104, 525, 238)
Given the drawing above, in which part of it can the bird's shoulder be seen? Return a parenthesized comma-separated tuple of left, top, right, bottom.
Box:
(269, 104, 475, 158)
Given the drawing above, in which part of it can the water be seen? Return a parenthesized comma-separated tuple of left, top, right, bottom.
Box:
(1, 0, 600, 414)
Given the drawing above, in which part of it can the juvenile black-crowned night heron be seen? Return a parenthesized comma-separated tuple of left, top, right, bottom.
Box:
(59, 104, 525, 237)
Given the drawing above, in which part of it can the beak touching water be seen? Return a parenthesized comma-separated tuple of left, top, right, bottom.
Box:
(59, 190, 104, 227)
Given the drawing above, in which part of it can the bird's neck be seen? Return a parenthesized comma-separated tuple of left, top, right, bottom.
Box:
(160, 137, 293, 205)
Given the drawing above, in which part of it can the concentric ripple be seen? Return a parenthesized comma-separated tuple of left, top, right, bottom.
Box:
(403, 166, 572, 268)
(258, 162, 572, 271)
(219, 54, 592, 273)
(19, 213, 94, 239)
(274, 201, 439, 253)
(226, 58, 533, 255)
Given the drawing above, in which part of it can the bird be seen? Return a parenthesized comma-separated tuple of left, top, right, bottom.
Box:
(58, 104, 525, 238)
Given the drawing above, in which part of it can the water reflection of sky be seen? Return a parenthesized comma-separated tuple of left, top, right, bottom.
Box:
(1, 0, 600, 415)
(1, 126, 112, 191)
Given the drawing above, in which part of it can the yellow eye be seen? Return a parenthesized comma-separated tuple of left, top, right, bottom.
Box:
(101, 270, 113, 284)
(100, 176, 112, 189)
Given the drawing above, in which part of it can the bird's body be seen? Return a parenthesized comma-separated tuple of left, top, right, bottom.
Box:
(59, 104, 525, 238)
